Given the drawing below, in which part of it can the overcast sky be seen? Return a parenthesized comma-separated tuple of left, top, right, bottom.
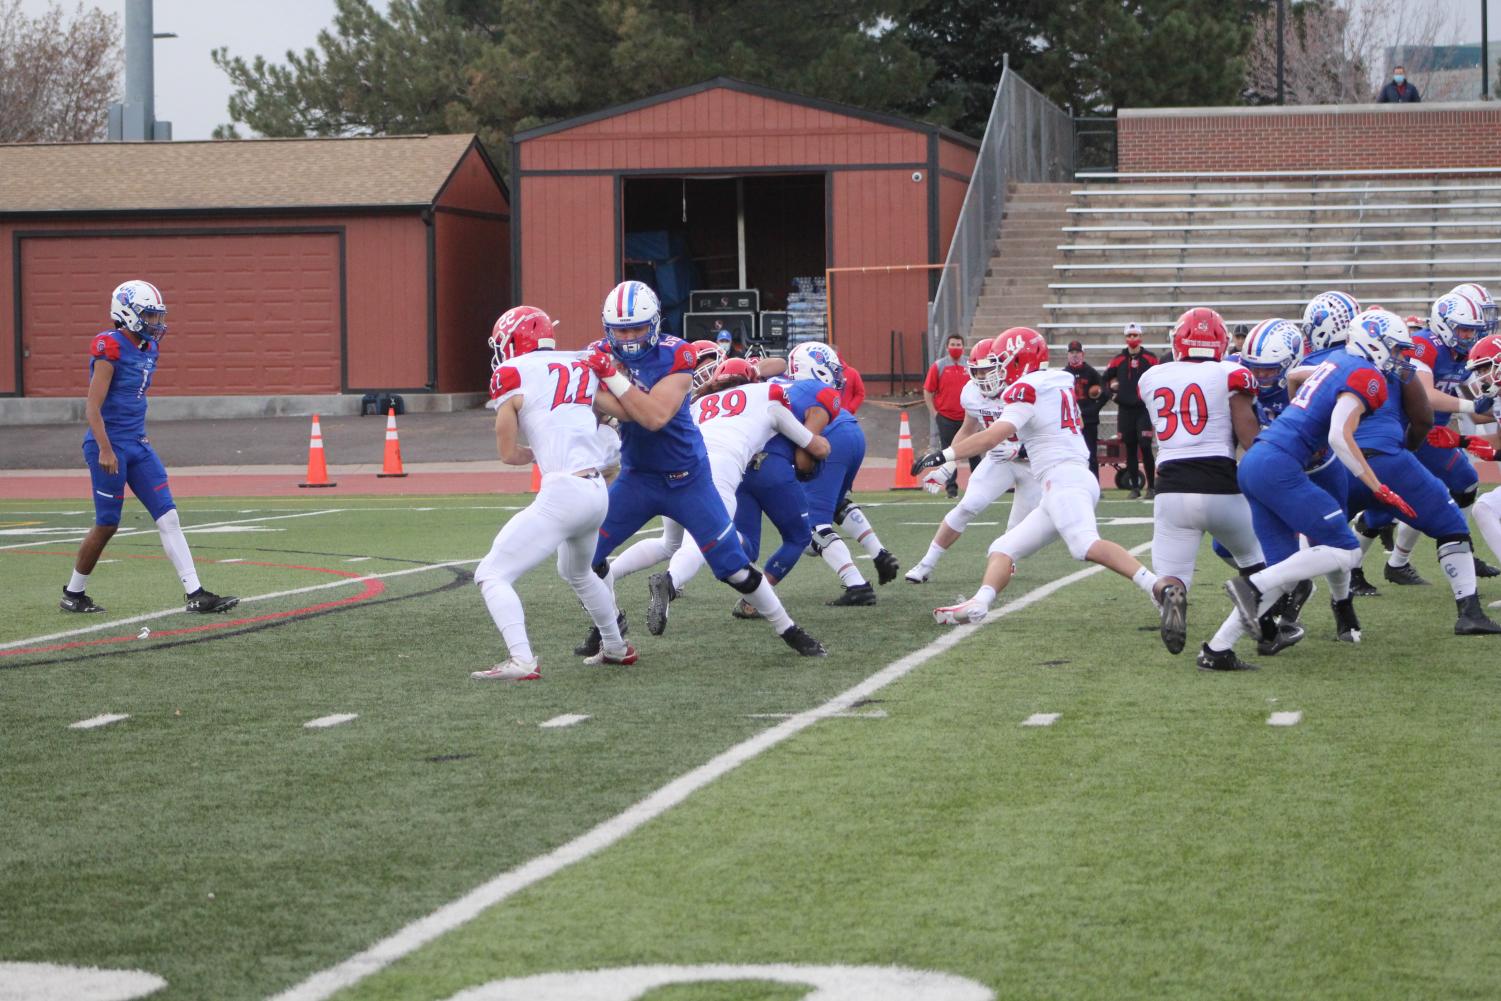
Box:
(17, 0, 1501, 140)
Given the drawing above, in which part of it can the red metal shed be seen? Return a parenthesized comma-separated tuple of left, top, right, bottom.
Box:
(511, 78, 977, 386)
(0, 134, 509, 399)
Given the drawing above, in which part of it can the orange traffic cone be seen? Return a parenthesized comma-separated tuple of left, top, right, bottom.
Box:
(376, 408, 408, 478)
(530, 463, 542, 491)
(892, 410, 919, 490)
(298, 414, 337, 488)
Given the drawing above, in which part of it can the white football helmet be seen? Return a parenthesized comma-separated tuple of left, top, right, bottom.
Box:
(1346, 308, 1416, 381)
(1451, 282, 1498, 336)
(1430, 291, 1487, 356)
(1241, 318, 1305, 390)
(601, 280, 661, 360)
(110, 280, 167, 341)
(788, 341, 844, 387)
(1302, 290, 1361, 352)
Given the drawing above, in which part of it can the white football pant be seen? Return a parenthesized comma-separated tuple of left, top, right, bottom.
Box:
(943, 456, 1041, 536)
(987, 462, 1101, 562)
(1151, 491, 1264, 590)
(474, 473, 623, 661)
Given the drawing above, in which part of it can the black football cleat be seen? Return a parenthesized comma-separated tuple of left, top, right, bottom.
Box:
(646, 571, 678, 636)
(780, 623, 827, 657)
(1223, 576, 1263, 632)
(1377, 523, 1395, 551)
(731, 597, 761, 619)
(1332, 597, 1362, 643)
(575, 611, 629, 657)
(1348, 567, 1380, 597)
(873, 548, 900, 585)
(184, 589, 239, 614)
(1282, 578, 1316, 622)
(1455, 595, 1501, 635)
(59, 589, 105, 614)
(1475, 558, 1501, 579)
(827, 583, 877, 606)
(1383, 562, 1430, 586)
(1157, 583, 1188, 655)
(1257, 620, 1306, 657)
(1196, 643, 1258, 672)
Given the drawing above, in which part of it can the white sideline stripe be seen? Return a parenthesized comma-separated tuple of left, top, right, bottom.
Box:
(1268, 710, 1303, 727)
(344, 557, 372, 563)
(70, 713, 130, 730)
(746, 709, 888, 720)
(304, 713, 359, 729)
(218, 558, 246, 564)
(1021, 712, 1061, 727)
(270, 540, 1153, 1001)
(539, 714, 590, 729)
(0, 559, 478, 652)
(0, 508, 344, 552)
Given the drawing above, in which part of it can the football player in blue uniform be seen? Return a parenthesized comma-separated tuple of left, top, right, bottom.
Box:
(1370, 286, 1500, 584)
(786, 342, 899, 604)
(60, 280, 239, 615)
(581, 281, 825, 656)
(1212, 310, 1418, 669)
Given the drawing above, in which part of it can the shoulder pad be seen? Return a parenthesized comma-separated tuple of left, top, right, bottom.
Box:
(90, 333, 122, 361)
(1411, 335, 1439, 369)
(815, 385, 842, 415)
(667, 339, 696, 375)
(1227, 366, 1257, 394)
(1345, 367, 1388, 411)
(489, 365, 521, 400)
(1002, 382, 1036, 405)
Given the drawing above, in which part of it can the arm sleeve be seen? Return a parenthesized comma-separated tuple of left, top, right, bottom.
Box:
(1328, 393, 1368, 475)
(768, 402, 815, 448)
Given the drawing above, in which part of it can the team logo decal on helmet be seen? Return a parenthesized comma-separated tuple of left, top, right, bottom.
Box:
(1431, 291, 1486, 356)
(788, 341, 844, 387)
(1302, 290, 1361, 352)
(1346, 308, 1416, 382)
(601, 281, 662, 360)
(110, 279, 168, 342)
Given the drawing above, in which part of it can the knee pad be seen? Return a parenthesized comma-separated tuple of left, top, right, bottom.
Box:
(592, 559, 610, 580)
(1453, 485, 1478, 509)
(833, 496, 852, 524)
(810, 524, 838, 556)
(724, 564, 764, 595)
(1436, 536, 1472, 560)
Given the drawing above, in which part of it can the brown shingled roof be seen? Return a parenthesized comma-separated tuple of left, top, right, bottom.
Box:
(0, 134, 480, 213)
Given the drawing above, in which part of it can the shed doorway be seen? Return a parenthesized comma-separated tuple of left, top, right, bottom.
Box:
(622, 174, 825, 337)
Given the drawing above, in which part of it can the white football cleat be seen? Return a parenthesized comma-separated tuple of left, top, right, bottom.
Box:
(470, 657, 540, 681)
(904, 563, 934, 584)
(583, 643, 638, 666)
(933, 599, 987, 625)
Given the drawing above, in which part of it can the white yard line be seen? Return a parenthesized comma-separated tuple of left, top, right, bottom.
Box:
(69, 713, 130, 730)
(304, 714, 359, 730)
(539, 714, 591, 729)
(0, 508, 345, 552)
(0, 560, 477, 652)
(1021, 712, 1061, 727)
(271, 540, 1153, 1001)
(1268, 710, 1303, 727)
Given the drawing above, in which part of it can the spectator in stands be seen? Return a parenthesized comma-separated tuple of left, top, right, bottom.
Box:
(1378, 66, 1420, 103)
(923, 334, 973, 497)
(1104, 322, 1158, 499)
(1231, 323, 1249, 357)
(1065, 339, 1110, 477)
(717, 329, 746, 359)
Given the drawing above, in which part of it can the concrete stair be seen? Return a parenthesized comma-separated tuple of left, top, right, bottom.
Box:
(967, 182, 1072, 340)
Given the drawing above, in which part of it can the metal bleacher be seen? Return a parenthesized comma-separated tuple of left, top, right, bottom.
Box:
(1042, 170, 1501, 354)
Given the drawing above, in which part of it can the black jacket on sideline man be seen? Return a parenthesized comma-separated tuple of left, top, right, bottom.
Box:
(1064, 360, 1110, 424)
(1378, 80, 1421, 103)
(1102, 348, 1159, 408)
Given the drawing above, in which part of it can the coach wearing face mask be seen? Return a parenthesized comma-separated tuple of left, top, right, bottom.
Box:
(1104, 322, 1159, 499)
(1378, 65, 1420, 103)
(923, 334, 975, 497)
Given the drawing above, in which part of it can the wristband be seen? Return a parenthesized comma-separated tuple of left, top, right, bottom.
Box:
(1460, 398, 1477, 415)
(602, 371, 632, 397)
(941, 446, 957, 463)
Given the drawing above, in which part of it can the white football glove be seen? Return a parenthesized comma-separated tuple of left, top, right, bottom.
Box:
(992, 438, 1022, 462)
(920, 461, 957, 494)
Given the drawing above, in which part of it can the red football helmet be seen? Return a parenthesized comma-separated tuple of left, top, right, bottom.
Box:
(691, 339, 727, 391)
(489, 305, 556, 370)
(1465, 333, 1501, 398)
(1172, 307, 1228, 361)
(967, 338, 1003, 397)
(709, 357, 759, 389)
(991, 327, 1049, 388)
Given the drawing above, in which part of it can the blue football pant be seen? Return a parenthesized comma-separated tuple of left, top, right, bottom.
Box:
(735, 454, 812, 582)
(802, 422, 865, 527)
(83, 437, 176, 526)
(1346, 450, 1468, 539)
(594, 465, 749, 580)
(1239, 443, 1359, 566)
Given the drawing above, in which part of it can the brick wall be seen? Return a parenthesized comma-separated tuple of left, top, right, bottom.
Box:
(1117, 101, 1501, 177)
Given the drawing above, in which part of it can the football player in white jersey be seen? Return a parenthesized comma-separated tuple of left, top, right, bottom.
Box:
(470, 306, 635, 681)
(913, 327, 1188, 652)
(906, 332, 1043, 583)
(643, 357, 831, 631)
(1137, 308, 1304, 662)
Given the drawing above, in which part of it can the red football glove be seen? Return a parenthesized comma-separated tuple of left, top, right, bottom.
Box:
(1426, 426, 1463, 449)
(581, 349, 618, 378)
(1374, 484, 1416, 520)
(1464, 436, 1498, 461)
